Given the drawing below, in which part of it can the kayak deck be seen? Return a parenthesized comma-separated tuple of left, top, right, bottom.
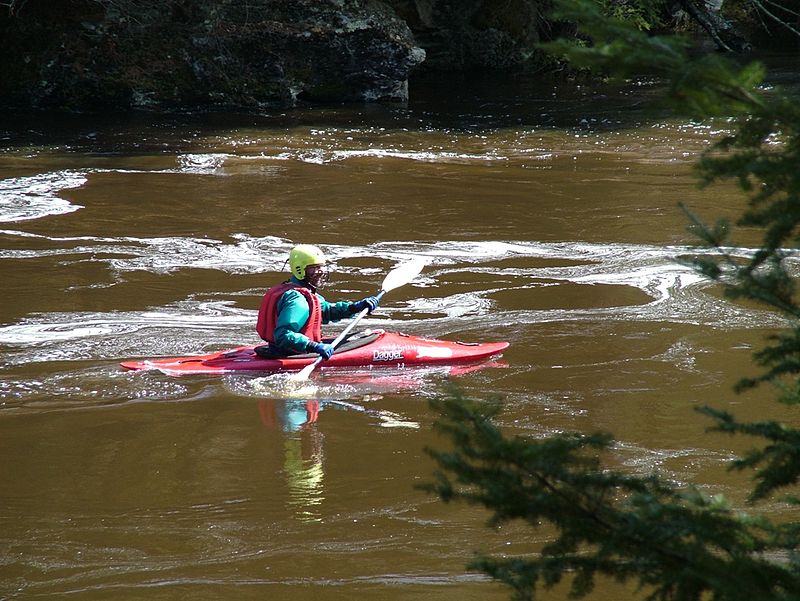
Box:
(120, 330, 509, 376)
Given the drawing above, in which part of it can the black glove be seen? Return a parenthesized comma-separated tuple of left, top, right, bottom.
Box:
(308, 341, 335, 359)
(351, 295, 380, 314)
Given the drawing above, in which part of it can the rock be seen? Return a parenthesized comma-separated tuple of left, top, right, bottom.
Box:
(385, 0, 546, 70)
(0, 0, 426, 111)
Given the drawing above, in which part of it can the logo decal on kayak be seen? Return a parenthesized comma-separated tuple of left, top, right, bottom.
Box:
(373, 348, 404, 362)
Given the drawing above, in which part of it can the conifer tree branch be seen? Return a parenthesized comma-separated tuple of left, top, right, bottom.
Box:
(424, 394, 800, 600)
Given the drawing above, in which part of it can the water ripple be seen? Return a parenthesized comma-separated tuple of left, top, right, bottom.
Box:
(0, 171, 86, 223)
(0, 238, 784, 373)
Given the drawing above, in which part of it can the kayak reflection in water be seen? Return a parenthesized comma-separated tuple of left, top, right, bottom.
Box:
(259, 399, 325, 522)
(256, 244, 380, 360)
(255, 393, 423, 521)
(259, 398, 321, 432)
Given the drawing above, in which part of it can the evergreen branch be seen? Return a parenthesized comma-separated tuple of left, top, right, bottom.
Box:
(424, 393, 800, 600)
(545, 0, 766, 116)
(701, 405, 800, 501)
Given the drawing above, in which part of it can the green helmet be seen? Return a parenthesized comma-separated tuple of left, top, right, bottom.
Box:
(289, 244, 326, 280)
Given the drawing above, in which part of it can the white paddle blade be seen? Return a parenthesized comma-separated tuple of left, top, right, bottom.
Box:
(380, 259, 426, 293)
(291, 360, 319, 381)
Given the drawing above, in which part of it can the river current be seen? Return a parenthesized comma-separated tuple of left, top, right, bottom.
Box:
(0, 73, 792, 600)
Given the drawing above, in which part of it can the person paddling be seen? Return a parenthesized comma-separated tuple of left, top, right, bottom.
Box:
(256, 244, 379, 359)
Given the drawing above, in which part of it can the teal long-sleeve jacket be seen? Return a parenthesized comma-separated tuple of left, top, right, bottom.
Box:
(273, 276, 357, 355)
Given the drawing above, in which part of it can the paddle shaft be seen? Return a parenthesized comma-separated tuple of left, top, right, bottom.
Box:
(297, 289, 386, 378)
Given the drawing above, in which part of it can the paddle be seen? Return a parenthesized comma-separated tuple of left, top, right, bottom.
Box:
(290, 259, 426, 381)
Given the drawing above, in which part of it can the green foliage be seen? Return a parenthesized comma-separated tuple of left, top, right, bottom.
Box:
(700, 404, 800, 501)
(424, 394, 800, 600)
(424, 0, 800, 599)
(544, 0, 764, 117)
(600, 0, 662, 30)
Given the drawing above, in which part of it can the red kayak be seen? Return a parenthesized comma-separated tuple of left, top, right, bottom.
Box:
(120, 330, 509, 376)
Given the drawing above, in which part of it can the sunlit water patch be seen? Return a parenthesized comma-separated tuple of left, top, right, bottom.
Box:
(0, 229, 770, 327)
(386, 240, 785, 329)
(0, 155, 286, 227)
(0, 300, 254, 367)
(197, 118, 725, 167)
(0, 171, 86, 222)
(222, 365, 481, 428)
(0, 366, 193, 413)
(0, 230, 291, 273)
(177, 153, 230, 174)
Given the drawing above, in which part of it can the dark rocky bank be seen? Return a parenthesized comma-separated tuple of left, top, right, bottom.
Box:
(0, 0, 794, 112)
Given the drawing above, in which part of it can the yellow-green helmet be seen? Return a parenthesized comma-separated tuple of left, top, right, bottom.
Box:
(289, 244, 326, 280)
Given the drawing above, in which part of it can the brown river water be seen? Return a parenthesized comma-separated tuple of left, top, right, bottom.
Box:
(1, 70, 797, 600)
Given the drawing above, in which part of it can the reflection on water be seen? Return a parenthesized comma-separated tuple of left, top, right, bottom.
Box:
(284, 430, 326, 523)
(259, 399, 327, 523)
(254, 391, 422, 523)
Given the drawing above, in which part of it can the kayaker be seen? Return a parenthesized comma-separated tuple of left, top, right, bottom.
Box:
(256, 244, 380, 359)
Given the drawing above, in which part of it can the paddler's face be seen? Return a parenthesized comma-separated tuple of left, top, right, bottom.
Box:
(305, 263, 328, 289)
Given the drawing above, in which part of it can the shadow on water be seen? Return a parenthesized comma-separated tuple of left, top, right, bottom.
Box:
(3, 52, 799, 154)
(0, 71, 667, 154)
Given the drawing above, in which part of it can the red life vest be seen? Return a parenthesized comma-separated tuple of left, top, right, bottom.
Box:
(256, 281, 323, 343)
